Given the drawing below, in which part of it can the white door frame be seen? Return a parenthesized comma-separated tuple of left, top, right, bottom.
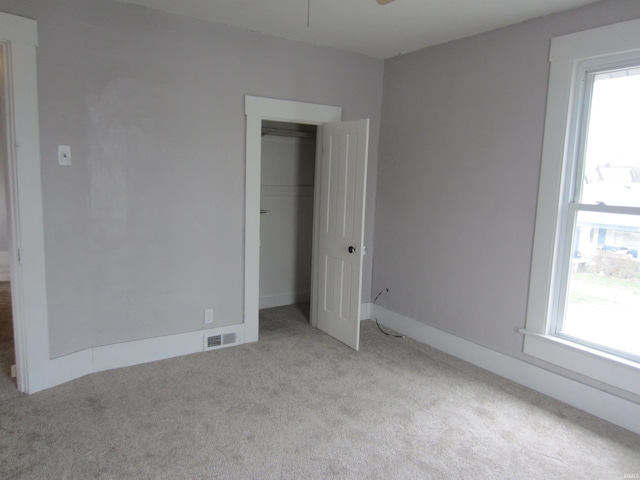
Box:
(244, 96, 341, 342)
(0, 13, 50, 393)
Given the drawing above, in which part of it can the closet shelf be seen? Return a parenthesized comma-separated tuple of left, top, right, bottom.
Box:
(261, 127, 316, 139)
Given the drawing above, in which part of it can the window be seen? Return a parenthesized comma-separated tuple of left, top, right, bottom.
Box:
(558, 64, 640, 360)
(524, 19, 640, 396)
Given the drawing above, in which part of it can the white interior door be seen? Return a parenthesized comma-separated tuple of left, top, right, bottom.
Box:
(314, 119, 369, 350)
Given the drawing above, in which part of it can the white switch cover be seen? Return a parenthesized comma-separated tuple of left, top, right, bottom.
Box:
(204, 308, 214, 324)
(58, 145, 71, 166)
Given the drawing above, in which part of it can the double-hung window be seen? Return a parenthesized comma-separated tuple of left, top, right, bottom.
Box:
(524, 19, 640, 396)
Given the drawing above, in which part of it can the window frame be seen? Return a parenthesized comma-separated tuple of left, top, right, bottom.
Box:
(555, 58, 640, 360)
(523, 18, 640, 397)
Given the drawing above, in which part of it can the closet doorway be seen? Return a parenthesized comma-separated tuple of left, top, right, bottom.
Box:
(0, 43, 13, 383)
(0, 13, 50, 394)
(244, 96, 369, 351)
(259, 121, 317, 315)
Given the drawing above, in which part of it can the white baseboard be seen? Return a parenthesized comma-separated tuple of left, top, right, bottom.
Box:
(92, 301, 368, 374)
(375, 305, 640, 436)
(30, 300, 373, 394)
(0, 251, 10, 281)
(30, 324, 246, 393)
(360, 302, 372, 321)
(259, 292, 310, 309)
(93, 324, 244, 373)
(29, 349, 93, 394)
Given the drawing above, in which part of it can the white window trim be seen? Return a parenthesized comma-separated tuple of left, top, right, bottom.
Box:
(524, 18, 640, 397)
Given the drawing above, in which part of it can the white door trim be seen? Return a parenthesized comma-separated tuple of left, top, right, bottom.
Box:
(244, 96, 341, 342)
(0, 13, 48, 393)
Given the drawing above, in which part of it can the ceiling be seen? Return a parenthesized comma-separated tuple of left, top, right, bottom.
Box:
(117, 0, 603, 59)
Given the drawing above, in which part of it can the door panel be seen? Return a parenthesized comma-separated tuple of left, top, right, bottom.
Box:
(315, 119, 369, 350)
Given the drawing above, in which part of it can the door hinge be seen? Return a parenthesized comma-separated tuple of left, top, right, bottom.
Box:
(17, 248, 22, 263)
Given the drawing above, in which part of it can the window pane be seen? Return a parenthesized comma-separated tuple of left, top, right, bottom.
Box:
(580, 68, 640, 208)
(564, 211, 640, 357)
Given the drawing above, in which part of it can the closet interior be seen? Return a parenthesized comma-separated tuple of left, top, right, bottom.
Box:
(259, 121, 318, 312)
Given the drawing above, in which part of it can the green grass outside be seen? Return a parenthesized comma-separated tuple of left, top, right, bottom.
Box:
(571, 272, 640, 291)
(569, 290, 617, 305)
(569, 272, 640, 305)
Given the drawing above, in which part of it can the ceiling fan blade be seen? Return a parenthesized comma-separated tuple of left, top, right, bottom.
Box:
(376, 0, 396, 5)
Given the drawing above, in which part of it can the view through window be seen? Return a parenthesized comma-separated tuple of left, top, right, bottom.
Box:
(560, 66, 640, 359)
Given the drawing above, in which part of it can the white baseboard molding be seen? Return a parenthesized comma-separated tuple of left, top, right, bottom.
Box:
(31, 324, 245, 393)
(29, 300, 373, 394)
(29, 349, 93, 394)
(0, 251, 10, 281)
(93, 324, 245, 373)
(259, 292, 310, 309)
(360, 302, 372, 321)
(375, 305, 640, 436)
(0, 268, 10, 282)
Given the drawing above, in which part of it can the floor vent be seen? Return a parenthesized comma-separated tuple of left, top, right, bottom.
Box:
(204, 331, 238, 351)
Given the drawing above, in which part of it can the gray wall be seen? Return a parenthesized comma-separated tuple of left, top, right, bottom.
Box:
(374, 0, 640, 396)
(0, 0, 383, 357)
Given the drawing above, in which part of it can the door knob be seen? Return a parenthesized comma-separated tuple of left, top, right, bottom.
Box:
(348, 246, 357, 254)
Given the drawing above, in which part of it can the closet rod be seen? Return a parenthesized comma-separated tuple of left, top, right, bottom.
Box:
(261, 128, 316, 139)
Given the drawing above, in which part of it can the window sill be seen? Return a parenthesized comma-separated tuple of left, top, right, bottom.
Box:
(520, 329, 640, 397)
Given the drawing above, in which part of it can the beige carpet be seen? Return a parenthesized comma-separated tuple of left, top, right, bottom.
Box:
(0, 302, 638, 479)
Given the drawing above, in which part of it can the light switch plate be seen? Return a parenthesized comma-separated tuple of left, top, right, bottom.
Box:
(58, 145, 71, 166)
(204, 308, 214, 324)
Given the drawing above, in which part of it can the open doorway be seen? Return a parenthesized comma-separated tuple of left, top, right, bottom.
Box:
(0, 281, 12, 385)
(243, 96, 342, 343)
(0, 44, 14, 385)
(245, 96, 370, 351)
(259, 121, 317, 322)
(0, 13, 52, 394)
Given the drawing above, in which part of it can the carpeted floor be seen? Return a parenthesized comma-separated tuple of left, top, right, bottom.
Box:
(0, 302, 639, 479)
